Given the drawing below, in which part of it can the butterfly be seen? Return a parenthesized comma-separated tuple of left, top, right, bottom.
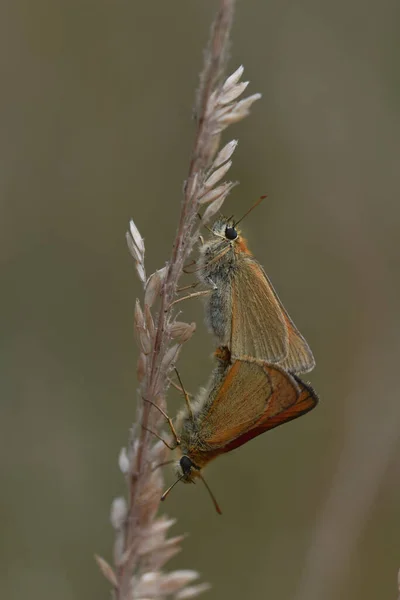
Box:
(197, 217, 315, 374)
(160, 351, 318, 513)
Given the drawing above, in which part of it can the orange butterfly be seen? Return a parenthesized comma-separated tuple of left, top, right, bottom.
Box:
(160, 350, 318, 513)
(197, 216, 315, 374)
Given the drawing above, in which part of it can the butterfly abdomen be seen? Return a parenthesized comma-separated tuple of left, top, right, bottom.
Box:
(205, 278, 232, 343)
(199, 249, 243, 346)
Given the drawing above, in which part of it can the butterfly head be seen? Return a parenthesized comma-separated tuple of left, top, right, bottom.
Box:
(175, 454, 200, 484)
(211, 217, 240, 243)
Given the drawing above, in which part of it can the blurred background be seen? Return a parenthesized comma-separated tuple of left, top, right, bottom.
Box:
(1, 1, 400, 599)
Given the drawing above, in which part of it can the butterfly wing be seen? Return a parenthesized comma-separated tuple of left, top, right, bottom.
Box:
(222, 373, 318, 453)
(199, 360, 302, 452)
(271, 284, 316, 374)
(231, 260, 288, 364)
(232, 258, 315, 373)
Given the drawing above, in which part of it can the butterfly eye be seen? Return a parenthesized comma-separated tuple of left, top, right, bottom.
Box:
(180, 455, 194, 475)
(225, 226, 238, 240)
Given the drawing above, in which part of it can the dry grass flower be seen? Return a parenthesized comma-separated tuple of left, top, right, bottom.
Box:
(96, 1, 261, 598)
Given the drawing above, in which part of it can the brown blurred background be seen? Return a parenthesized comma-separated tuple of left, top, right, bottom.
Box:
(1, 1, 400, 599)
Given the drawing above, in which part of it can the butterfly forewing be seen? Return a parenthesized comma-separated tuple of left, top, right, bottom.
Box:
(231, 260, 288, 363)
(277, 312, 315, 374)
(232, 258, 315, 373)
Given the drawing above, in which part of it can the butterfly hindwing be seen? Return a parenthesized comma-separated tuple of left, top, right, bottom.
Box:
(199, 361, 301, 451)
(197, 361, 318, 455)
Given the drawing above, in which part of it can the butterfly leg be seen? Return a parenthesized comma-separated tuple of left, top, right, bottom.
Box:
(203, 275, 218, 290)
(174, 367, 194, 421)
(177, 282, 200, 293)
(168, 376, 193, 398)
(167, 289, 211, 310)
(183, 259, 196, 274)
(141, 425, 177, 450)
(142, 396, 181, 446)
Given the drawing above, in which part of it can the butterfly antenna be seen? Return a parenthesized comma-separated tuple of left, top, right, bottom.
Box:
(161, 473, 186, 502)
(198, 472, 222, 515)
(234, 195, 267, 227)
